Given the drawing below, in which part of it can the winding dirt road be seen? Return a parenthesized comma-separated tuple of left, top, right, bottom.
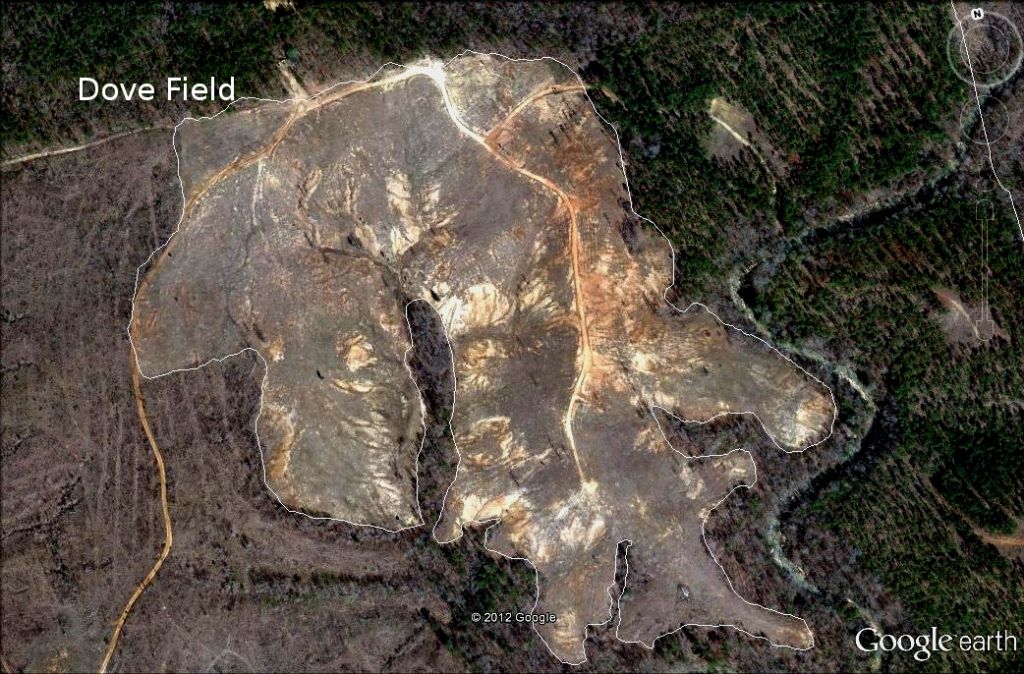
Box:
(425, 65, 593, 485)
(98, 357, 174, 673)
(1, 127, 172, 167)
(112, 62, 592, 669)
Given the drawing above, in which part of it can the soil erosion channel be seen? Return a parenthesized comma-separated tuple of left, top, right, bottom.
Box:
(128, 54, 835, 664)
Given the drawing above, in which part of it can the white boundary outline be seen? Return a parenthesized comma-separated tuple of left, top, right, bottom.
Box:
(127, 49, 838, 666)
(614, 447, 809, 653)
(949, 3, 1024, 242)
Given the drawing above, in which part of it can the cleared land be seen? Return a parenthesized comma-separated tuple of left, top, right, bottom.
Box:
(7, 3, 1016, 672)
(131, 53, 835, 663)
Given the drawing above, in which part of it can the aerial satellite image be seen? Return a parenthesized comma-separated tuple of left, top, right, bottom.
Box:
(1, 2, 1022, 673)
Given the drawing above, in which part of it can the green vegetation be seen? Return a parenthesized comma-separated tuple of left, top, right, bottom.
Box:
(755, 192, 1023, 670)
(2, 2, 637, 147)
(755, 195, 1023, 527)
(461, 548, 531, 617)
(4, 4, 959, 282)
(3, 1, 963, 293)
(585, 2, 961, 293)
(4, 2, 1013, 669)
(2, 3, 296, 144)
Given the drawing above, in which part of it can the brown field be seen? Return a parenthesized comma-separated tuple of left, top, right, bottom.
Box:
(128, 54, 834, 664)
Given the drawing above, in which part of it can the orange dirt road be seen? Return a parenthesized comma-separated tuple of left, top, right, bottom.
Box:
(97, 358, 174, 674)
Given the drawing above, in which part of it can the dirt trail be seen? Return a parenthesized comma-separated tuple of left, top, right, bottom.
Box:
(708, 101, 777, 197)
(934, 288, 983, 340)
(97, 358, 174, 674)
(134, 63, 595, 488)
(1, 127, 172, 167)
(119, 66, 592, 667)
(134, 67, 437, 305)
(485, 82, 586, 143)
(922, 474, 1021, 558)
(428, 67, 593, 485)
(977, 531, 1024, 547)
(276, 60, 309, 99)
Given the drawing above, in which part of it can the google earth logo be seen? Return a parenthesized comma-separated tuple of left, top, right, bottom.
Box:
(855, 628, 1018, 662)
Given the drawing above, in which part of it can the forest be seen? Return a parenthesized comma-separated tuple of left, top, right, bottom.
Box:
(3, 2, 1020, 671)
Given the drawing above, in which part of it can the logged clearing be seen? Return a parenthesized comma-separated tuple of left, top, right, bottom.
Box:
(932, 287, 1007, 344)
(131, 53, 835, 663)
